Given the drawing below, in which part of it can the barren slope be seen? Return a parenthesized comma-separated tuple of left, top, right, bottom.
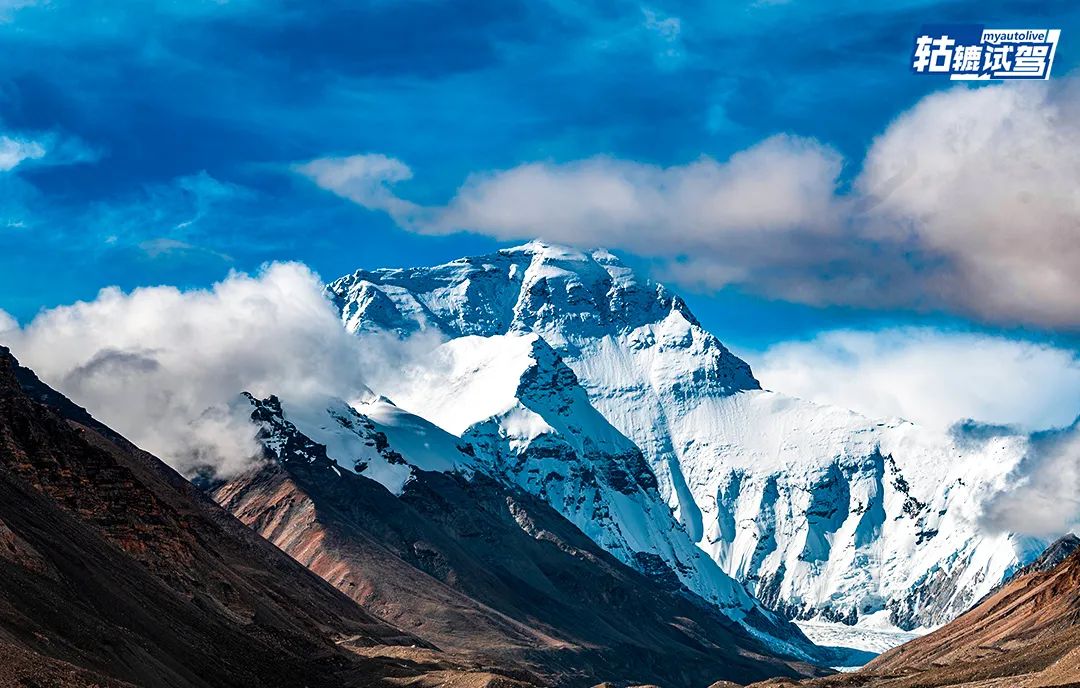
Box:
(0, 346, 524, 688)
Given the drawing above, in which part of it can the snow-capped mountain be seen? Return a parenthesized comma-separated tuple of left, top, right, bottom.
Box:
(373, 332, 781, 623)
(220, 390, 823, 683)
(325, 241, 1046, 632)
(243, 391, 474, 495)
(242, 377, 807, 656)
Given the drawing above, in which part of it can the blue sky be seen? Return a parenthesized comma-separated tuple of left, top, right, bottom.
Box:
(2, 0, 1079, 353)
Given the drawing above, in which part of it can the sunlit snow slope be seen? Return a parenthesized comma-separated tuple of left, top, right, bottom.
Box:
(326, 241, 1046, 631)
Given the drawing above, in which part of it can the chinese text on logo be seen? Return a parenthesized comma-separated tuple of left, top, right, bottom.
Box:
(912, 26, 1060, 80)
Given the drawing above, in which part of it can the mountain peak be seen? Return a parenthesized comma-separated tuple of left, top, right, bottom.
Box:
(327, 243, 758, 393)
(501, 239, 593, 259)
(322, 243, 1044, 637)
(499, 240, 624, 269)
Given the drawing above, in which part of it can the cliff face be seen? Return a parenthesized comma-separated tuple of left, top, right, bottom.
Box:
(0, 346, 521, 688)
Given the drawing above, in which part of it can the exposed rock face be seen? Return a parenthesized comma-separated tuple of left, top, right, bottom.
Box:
(213, 392, 825, 688)
(0, 346, 523, 688)
(327, 241, 1046, 630)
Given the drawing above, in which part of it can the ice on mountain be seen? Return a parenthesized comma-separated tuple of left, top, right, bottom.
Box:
(325, 240, 1047, 633)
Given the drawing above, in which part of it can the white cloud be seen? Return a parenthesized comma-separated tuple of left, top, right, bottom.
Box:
(858, 81, 1080, 328)
(0, 130, 99, 172)
(0, 309, 17, 334)
(751, 326, 1080, 537)
(299, 135, 845, 259)
(2, 263, 438, 478)
(980, 422, 1080, 537)
(294, 153, 421, 220)
(300, 79, 1080, 329)
(749, 328, 1080, 432)
(0, 135, 46, 171)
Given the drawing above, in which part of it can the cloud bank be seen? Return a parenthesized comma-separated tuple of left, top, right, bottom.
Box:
(750, 328, 1080, 432)
(298, 80, 1080, 329)
(857, 81, 1080, 328)
(980, 422, 1080, 537)
(0, 262, 437, 478)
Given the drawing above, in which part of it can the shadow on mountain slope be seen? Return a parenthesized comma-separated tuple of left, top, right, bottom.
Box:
(0, 346, 530, 688)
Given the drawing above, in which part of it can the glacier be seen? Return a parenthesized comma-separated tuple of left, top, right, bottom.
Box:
(323, 240, 1047, 633)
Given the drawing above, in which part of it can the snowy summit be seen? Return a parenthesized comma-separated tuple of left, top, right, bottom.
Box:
(320, 241, 1047, 636)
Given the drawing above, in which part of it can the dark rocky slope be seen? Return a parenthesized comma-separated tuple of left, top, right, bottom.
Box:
(0, 346, 524, 688)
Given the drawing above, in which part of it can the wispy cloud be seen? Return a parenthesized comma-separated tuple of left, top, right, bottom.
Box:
(88, 171, 249, 256)
(640, 7, 684, 65)
(294, 154, 420, 219)
(138, 237, 233, 262)
(0, 135, 46, 171)
(0, 129, 100, 172)
(0, 0, 38, 22)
